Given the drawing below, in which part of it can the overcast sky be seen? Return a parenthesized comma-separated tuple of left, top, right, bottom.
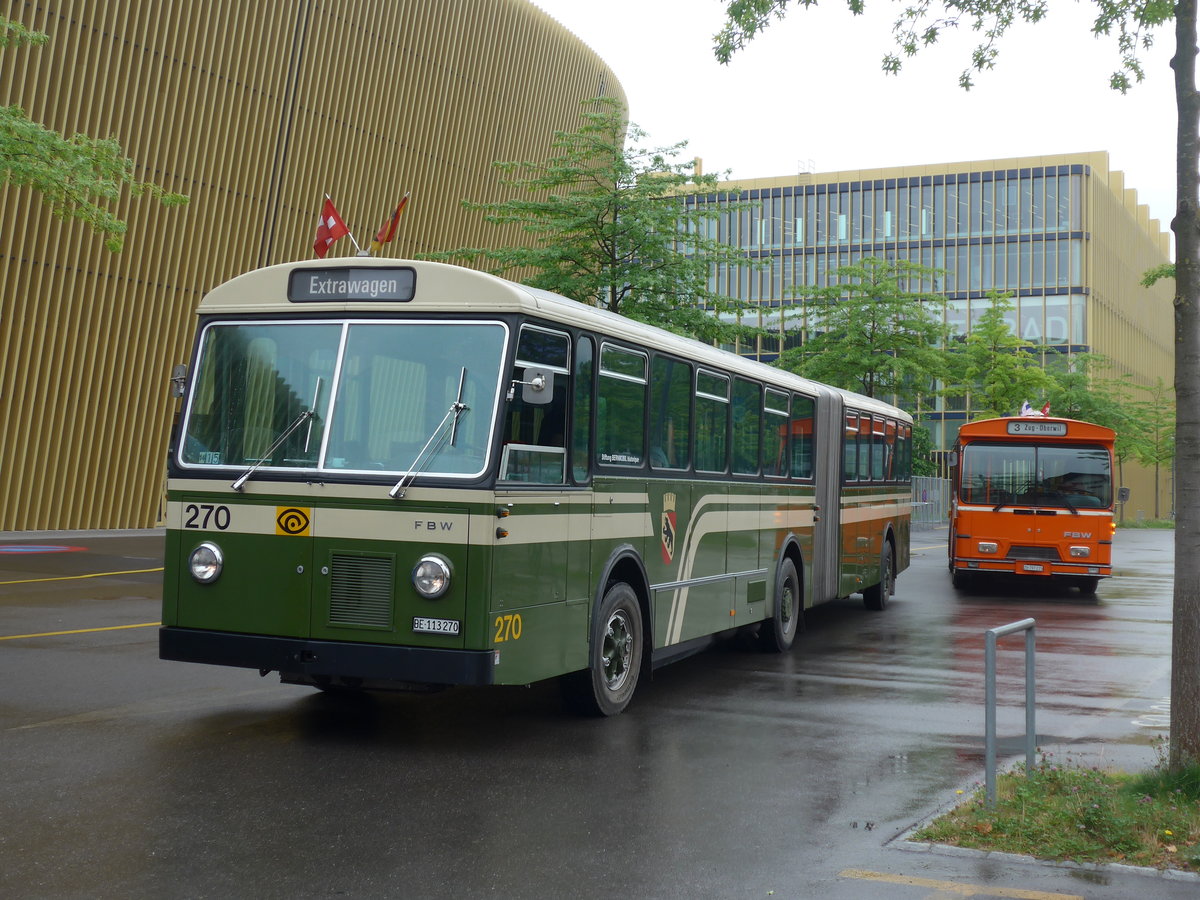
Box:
(532, 0, 1176, 234)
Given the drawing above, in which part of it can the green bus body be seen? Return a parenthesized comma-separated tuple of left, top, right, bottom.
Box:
(161, 259, 911, 713)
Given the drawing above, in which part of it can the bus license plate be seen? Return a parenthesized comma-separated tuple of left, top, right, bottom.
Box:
(413, 616, 460, 635)
(1022, 564, 1044, 572)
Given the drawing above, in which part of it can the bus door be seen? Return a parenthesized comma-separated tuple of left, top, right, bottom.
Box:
(488, 324, 574, 682)
(812, 391, 843, 602)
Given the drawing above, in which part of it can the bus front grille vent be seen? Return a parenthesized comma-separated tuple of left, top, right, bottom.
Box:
(329, 554, 394, 628)
(1006, 546, 1062, 562)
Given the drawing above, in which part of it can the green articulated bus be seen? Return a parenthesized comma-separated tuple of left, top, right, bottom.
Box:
(160, 258, 912, 715)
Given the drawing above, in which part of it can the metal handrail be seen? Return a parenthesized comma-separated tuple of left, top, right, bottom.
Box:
(985, 617, 1036, 806)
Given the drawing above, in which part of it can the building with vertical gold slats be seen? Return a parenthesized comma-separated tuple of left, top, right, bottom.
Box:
(0, 0, 623, 531)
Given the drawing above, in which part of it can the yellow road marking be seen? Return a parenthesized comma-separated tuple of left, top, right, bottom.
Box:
(0, 622, 161, 641)
(839, 870, 1082, 899)
(913, 543, 945, 551)
(0, 566, 163, 586)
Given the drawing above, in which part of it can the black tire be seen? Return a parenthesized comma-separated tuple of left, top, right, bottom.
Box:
(950, 568, 971, 591)
(760, 557, 802, 652)
(1076, 576, 1100, 596)
(862, 541, 894, 611)
(562, 582, 644, 717)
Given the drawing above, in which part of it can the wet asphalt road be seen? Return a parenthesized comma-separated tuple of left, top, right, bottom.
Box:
(0, 527, 1194, 899)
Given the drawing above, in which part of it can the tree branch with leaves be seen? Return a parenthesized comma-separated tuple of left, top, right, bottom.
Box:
(425, 96, 763, 343)
(1, 16, 187, 252)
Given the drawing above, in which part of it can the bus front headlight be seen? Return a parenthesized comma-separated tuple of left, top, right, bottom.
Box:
(189, 542, 224, 584)
(412, 555, 452, 599)
(1069, 546, 1091, 558)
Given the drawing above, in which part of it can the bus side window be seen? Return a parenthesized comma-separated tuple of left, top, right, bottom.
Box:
(571, 336, 593, 483)
(732, 377, 761, 475)
(791, 394, 815, 480)
(763, 389, 789, 478)
(695, 370, 730, 473)
(844, 414, 859, 482)
(649, 355, 691, 470)
(596, 344, 648, 468)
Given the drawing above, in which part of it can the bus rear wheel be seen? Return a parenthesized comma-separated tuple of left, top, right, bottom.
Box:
(761, 557, 801, 652)
(862, 542, 894, 611)
(562, 582, 644, 717)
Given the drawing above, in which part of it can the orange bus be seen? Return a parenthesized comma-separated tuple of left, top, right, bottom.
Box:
(948, 416, 1117, 595)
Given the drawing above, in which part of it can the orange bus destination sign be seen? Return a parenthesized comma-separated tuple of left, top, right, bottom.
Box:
(1006, 420, 1068, 437)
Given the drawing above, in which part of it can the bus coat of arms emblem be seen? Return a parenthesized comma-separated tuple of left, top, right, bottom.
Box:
(661, 492, 677, 564)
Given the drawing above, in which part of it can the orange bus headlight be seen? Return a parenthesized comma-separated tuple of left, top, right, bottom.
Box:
(1069, 546, 1091, 558)
(977, 542, 998, 554)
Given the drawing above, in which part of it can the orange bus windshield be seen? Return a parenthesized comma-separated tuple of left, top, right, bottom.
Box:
(959, 441, 1112, 509)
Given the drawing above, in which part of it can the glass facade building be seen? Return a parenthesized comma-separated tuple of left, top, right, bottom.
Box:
(687, 153, 1173, 476)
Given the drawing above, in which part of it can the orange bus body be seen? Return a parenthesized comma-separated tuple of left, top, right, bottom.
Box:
(948, 416, 1116, 594)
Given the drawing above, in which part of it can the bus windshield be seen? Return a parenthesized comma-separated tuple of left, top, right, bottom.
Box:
(180, 320, 507, 478)
(960, 442, 1112, 509)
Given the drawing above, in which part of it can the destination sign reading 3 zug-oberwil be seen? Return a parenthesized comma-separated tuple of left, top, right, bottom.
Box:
(288, 267, 416, 302)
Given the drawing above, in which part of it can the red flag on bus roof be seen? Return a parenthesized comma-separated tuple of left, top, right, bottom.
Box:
(370, 192, 410, 254)
(313, 196, 349, 258)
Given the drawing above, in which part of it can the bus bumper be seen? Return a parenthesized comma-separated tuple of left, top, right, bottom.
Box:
(159, 626, 495, 686)
(950, 559, 1110, 578)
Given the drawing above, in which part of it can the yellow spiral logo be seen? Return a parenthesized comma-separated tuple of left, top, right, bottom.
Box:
(275, 507, 311, 536)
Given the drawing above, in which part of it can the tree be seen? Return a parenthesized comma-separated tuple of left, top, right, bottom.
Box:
(425, 96, 762, 343)
(779, 256, 950, 399)
(911, 420, 938, 476)
(1, 18, 187, 252)
(714, 0, 1198, 769)
(1131, 377, 1176, 518)
(950, 293, 1053, 418)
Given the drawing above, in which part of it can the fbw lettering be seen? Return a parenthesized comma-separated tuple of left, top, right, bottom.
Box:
(415, 521, 454, 532)
(1064, 531, 1093, 539)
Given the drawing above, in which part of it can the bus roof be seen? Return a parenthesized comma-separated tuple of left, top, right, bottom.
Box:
(955, 416, 1116, 443)
(198, 258, 912, 424)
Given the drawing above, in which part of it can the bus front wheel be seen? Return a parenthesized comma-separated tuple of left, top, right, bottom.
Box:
(563, 582, 644, 717)
(761, 557, 802, 652)
(862, 542, 894, 611)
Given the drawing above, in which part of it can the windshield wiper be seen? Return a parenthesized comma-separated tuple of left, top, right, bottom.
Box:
(389, 368, 469, 500)
(231, 408, 314, 492)
(231, 379, 323, 492)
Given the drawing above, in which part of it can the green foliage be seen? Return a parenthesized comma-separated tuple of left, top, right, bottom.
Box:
(1142, 261, 1176, 287)
(910, 421, 938, 476)
(0, 15, 188, 252)
(777, 256, 950, 399)
(914, 751, 1200, 870)
(0, 17, 49, 47)
(424, 96, 762, 343)
(714, 1, 1174, 93)
(948, 292, 1053, 418)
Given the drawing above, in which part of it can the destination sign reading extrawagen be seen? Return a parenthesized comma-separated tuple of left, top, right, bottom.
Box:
(288, 267, 416, 302)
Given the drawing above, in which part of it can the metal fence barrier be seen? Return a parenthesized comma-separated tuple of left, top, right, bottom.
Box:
(911, 476, 950, 526)
(985, 618, 1037, 806)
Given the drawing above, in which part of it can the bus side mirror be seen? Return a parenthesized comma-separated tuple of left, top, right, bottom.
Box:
(508, 368, 553, 405)
(947, 452, 958, 468)
(1117, 486, 1130, 503)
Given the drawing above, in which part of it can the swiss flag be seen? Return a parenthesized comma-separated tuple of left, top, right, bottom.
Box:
(313, 197, 349, 258)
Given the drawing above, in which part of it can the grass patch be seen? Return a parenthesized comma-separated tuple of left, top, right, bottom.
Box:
(1116, 518, 1174, 529)
(912, 751, 1200, 871)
